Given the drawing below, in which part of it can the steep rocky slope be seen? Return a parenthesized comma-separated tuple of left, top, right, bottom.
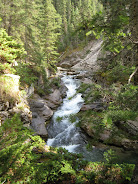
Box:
(59, 39, 103, 72)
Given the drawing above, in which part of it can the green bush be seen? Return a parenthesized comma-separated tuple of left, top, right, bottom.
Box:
(0, 115, 135, 184)
(107, 110, 137, 122)
(104, 65, 134, 84)
(0, 28, 26, 74)
(116, 84, 138, 111)
(15, 62, 38, 86)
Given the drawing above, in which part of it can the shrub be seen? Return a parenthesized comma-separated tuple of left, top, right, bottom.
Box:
(0, 115, 135, 184)
(15, 62, 38, 86)
(115, 84, 138, 111)
(104, 65, 135, 84)
(107, 110, 137, 122)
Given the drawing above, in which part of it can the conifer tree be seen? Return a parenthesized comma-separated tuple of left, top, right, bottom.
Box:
(35, 0, 61, 75)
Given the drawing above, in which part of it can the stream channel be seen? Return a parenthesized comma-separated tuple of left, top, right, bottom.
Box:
(47, 74, 104, 161)
(47, 74, 138, 164)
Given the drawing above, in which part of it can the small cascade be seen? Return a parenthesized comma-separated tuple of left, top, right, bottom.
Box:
(47, 75, 104, 161)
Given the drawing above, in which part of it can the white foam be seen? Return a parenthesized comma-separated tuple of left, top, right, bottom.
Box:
(61, 144, 80, 153)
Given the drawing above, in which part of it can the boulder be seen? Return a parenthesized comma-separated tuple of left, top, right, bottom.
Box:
(116, 119, 138, 136)
(30, 98, 53, 121)
(29, 95, 54, 135)
(0, 111, 9, 125)
(121, 138, 138, 150)
(32, 100, 45, 108)
(99, 129, 112, 141)
(59, 81, 68, 98)
(126, 120, 138, 136)
(81, 78, 93, 84)
(40, 105, 53, 120)
(60, 62, 72, 68)
(81, 102, 105, 112)
(45, 89, 62, 105)
(31, 113, 48, 137)
(45, 100, 58, 109)
(81, 105, 92, 111)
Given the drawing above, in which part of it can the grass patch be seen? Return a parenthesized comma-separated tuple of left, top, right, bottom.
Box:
(0, 75, 20, 104)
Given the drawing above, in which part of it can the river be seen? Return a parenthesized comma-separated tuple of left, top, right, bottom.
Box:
(47, 74, 138, 164)
(47, 74, 104, 161)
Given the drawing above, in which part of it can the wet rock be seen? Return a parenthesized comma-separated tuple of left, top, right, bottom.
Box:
(59, 81, 68, 98)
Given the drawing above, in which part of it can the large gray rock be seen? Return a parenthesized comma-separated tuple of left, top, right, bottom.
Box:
(45, 89, 62, 105)
(99, 129, 112, 141)
(121, 138, 138, 150)
(59, 81, 68, 98)
(126, 120, 138, 136)
(116, 119, 138, 136)
(31, 113, 48, 137)
(29, 95, 54, 136)
(32, 100, 45, 108)
(81, 102, 105, 112)
(44, 100, 58, 109)
(40, 105, 53, 120)
(30, 98, 53, 121)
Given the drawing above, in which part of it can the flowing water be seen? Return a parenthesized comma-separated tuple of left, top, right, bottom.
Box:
(47, 74, 138, 165)
(47, 75, 104, 161)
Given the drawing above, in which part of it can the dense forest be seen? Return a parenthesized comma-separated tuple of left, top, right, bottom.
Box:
(0, 0, 138, 183)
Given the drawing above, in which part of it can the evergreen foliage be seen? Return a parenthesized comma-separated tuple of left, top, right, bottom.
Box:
(0, 28, 26, 74)
(0, 115, 135, 184)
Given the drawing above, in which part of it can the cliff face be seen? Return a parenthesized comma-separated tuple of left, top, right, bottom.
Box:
(59, 39, 103, 72)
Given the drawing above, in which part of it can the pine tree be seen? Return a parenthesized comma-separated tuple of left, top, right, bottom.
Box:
(35, 0, 61, 75)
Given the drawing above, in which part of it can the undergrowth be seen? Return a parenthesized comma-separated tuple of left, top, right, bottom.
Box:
(0, 114, 135, 184)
